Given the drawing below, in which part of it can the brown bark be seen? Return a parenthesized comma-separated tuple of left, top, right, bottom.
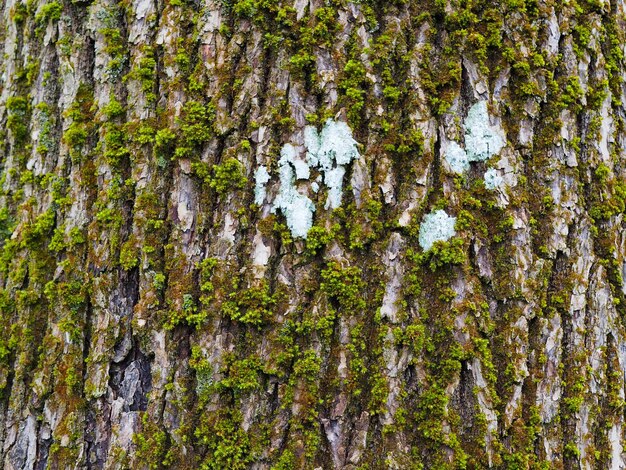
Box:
(0, 0, 625, 468)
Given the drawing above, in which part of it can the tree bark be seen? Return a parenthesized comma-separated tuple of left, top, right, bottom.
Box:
(0, 0, 625, 468)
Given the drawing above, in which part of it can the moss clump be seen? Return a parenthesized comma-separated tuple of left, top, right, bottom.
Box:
(23, 209, 56, 248)
(339, 58, 368, 127)
(222, 281, 278, 328)
(6, 96, 30, 144)
(209, 158, 247, 196)
(304, 225, 334, 256)
(119, 239, 139, 270)
(420, 238, 466, 272)
(62, 84, 95, 163)
(35, 1, 62, 24)
(154, 128, 176, 164)
(194, 409, 253, 470)
(99, 8, 128, 79)
(133, 413, 170, 469)
(164, 293, 207, 330)
(217, 354, 263, 395)
(125, 47, 157, 102)
(101, 95, 124, 119)
(320, 261, 366, 312)
(192, 158, 247, 196)
(175, 101, 216, 158)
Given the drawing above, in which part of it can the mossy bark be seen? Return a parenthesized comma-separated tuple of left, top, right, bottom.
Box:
(1, 0, 626, 468)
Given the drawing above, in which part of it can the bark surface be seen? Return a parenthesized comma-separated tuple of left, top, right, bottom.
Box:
(0, 0, 626, 468)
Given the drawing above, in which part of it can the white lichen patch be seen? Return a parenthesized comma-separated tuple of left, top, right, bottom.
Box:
(293, 159, 310, 180)
(324, 166, 347, 209)
(444, 141, 469, 174)
(266, 119, 361, 238)
(254, 166, 270, 205)
(418, 209, 457, 252)
(304, 125, 321, 161)
(464, 101, 506, 162)
(271, 144, 316, 238)
(444, 101, 506, 175)
(305, 119, 361, 209)
(277, 143, 311, 180)
(483, 168, 504, 190)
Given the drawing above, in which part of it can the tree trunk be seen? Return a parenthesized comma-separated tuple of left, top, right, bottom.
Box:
(1, 0, 625, 468)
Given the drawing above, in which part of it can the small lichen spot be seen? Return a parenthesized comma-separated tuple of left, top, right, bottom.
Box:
(305, 119, 360, 209)
(464, 101, 506, 162)
(444, 141, 469, 174)
(418, 210, 457, 252)
(254, 166, 270, 205)
(484, 168, 504, 190)
(271, 144, 316, 238)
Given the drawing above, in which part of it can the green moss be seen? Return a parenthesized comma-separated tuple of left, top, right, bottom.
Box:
(62, 84, 95, 163)
(367, 372, 389, 415)
(343, 198, 385, 250)
(125, 47, 157, 102)
(394, 323, 425, 352)
(101, 95, 125, 119)
(222, 281, 277, 328)
(304, 224, 334, 256)
(174, 101, 216, 158)
(12, 1, 29, 23)
(292, 349, 321, 381)
(218, 354, 262, 394)
(35, 102, 55, 155)
(421, 238, 466, 272)
(271, 450, 295, 470)
(100, 16, 128, 79)
(7, 96, 30, 144)
(155, 128, 176, 149)
(35, 1, 62, 24)
(45, 280, 88, 343)
(564, 441, 581, 460)
(134, 413, 170, 469)
(0, 208, 13, 241)
(119, 239, 139, 270)
(153, 272, 166, 291)
(23, 209, 56, 248)
(339, 59, 368, 127)
(209, 158, 247, 196)
(198, 257, 218, 307)
(48, 225, 67, 252)
(164, 292, 207, 330)
(320, 261, 365, 312)
(194, 409, 254, 469)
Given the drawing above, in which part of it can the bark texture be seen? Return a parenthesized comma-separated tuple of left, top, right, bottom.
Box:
(1, 0, 626, 468)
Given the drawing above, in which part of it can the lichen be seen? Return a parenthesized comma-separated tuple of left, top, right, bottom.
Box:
(269, 119, 360, 237)
(464, 101, 506, 162)
(445, 101, 506, 174)
(418, 210, 457, 252)
(305, 119, 360, 209)
(484, 168, 504, 190)
(444, 141, 469, 174)
(254, 166, 270, 205)
(271, 144, 316, 239)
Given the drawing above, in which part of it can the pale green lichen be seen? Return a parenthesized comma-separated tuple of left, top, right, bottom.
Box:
(484, 168, 504, 190)
(271, 144, 316, 238)
(254, 166, 270, 205)
(305, 119, 360, 210)
(464, 101, 506, 162)
(268, 119, 361, 238)
(444, 101, 506, 174)
(444, 141, 469, 174)
(418, 210, 457, 252)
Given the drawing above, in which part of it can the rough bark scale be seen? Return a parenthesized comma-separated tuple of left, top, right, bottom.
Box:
(0, 0, 625, 468)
